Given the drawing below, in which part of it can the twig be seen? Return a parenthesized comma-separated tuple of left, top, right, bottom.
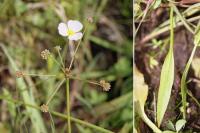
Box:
(141, 15, 200, 43)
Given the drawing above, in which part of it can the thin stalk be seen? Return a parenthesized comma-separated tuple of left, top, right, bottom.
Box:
(181, 44, 198, 119)
(66, 78, 71, 133)
(49, 112, 55, 133)
(180, 21, 200, 118)
(170, 6, 174, 50)
(24, 74, 57, 77)
(68, 24, 88, 70)
(67, 75, 100, 86)
(187, 90, 200, 108)
(141, 15, 200, 43)
(46, 79, 65, 105)
(52, 112, 113, 133)
(0, 96, 113, 133)
(172, 3, 194, 34)
(57, 49, 65, 69)
(134, 0, 152, 37)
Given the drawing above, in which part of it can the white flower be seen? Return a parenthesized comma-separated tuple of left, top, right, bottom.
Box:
(58, 20, 83, 41)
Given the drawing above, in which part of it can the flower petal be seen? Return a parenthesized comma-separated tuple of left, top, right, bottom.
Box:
(58, 22, 68, 36)
(67, 20, 83, 32)
(68, 32, 83, 41)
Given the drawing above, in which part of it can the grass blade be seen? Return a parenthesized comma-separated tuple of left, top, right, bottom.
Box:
(180, 21, 200, 118)
(180, 45, 197, 119)
(0, 44, 47, 133)
(157, 7, 175, 127)
(172, 4, 194, 34)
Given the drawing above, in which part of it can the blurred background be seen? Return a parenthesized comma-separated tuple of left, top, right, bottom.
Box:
(0, 0, 132, 132)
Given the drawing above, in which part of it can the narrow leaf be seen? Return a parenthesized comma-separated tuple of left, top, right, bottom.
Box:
(172, 4, 194, 34)
(180, 21, 200, 118)
(0, 44, 47, 133)
(157, 7, 175, 127)
(180, 45, 197, 118)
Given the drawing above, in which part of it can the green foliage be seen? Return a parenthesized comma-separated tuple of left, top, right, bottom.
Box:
(0, 0, 132, 132)
(14, 0, 27, 16)
(114, 57, 132, 77)
(157, 7, 175, 127)
(175, 119, 186, 132)
(1, 44, 47, 133)
(180, 21, 200, 119)
(3, 89, 16, 118)
(134, 1, 200, 132)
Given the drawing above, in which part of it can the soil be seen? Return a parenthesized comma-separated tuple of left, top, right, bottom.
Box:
(135, 7, 200, 132)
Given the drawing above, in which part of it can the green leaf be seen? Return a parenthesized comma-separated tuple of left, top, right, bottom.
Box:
(157, 7, 174, 127)
(14, 0, 27, 16)
(175, 119, 186, 132)
(153, 0, 161, 9)
(3, 89, 16, 118)
(157, 50, 174, 127)
(114, 57, 132, 77)
(166, 120, 175, 131)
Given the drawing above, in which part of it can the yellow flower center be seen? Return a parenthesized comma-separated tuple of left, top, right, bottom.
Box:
(67, 29, 75, 36)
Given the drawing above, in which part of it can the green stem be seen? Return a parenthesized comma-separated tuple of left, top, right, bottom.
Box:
(52, 112, 113, 133)
(46, 79, 65, 105)
(0, 96, 113, 133)
(25, 74, 57, 77)
(67, 75, 100, 86)
(68, 24, 88, 70)
(57, 49, 65, 68)
(181, 44, 198, 119)
(49, 112, 55, 133)
(66, 78, 71, 133)
(169, 6, 174, 50)
(136, 101, 162, 133)
(142, 111, 162, 133)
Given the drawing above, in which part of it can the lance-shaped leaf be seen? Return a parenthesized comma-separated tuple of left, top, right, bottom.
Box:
(157, 7, 175, 127)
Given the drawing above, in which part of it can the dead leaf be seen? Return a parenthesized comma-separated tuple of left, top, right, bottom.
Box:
(134, 65, 148, 110)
